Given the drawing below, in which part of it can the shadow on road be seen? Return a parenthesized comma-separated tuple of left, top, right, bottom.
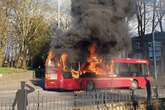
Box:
(12, 81, 35, 110)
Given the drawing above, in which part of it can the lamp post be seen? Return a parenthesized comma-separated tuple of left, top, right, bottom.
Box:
(58, 0, 61, 29)
(152, 0, 158, 98)
(152, 30, 158, 98)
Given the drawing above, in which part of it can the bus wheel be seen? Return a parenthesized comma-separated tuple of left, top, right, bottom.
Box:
(43, 80, 46, 90)
(130, 80, 138, 90)
(87, 80, 95, 91)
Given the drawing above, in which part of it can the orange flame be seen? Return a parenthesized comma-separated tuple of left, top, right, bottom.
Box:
(45, 50, 54, 66)
(81, 42, 109, 75)
(47, 50, 54, 60)
(59, 52, 80, 78)
(59, 52, 69, 71)
(45, 43, 115, 77)
(45, 50, 56, 74)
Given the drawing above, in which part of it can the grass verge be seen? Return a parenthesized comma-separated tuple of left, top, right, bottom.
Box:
(0, 67, 27, 74)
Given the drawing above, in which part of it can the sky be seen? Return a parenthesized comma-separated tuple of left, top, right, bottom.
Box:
(46, 0, 71, 13)
(46, 0, 165, 37)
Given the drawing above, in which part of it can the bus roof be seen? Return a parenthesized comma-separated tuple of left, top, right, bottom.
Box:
(112, 58, 149, 64)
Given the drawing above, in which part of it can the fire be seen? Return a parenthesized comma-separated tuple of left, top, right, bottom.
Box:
(45, 43, 115, 78)
(59, 52, 69, 71)
(81, 42, 108, 75)
(47, 51, 53, 61)
(58, 52, 80, 78)
(45, 50, 56, 74)
(45, 50, 54, 67)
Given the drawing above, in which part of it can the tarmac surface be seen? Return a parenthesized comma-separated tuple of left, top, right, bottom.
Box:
(0, 72, 165, 110)
(0, 71, 164, 97)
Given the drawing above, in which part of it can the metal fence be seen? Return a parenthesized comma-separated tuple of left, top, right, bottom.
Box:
(0, 89, 149, 110)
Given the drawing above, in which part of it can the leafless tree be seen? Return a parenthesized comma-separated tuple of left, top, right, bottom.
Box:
(153, 0, 165, 32)
(133, 0, 165, 56)
(135, 0, 147, 56)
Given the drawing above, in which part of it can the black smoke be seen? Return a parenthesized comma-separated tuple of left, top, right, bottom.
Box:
(51, 0, 135, 62)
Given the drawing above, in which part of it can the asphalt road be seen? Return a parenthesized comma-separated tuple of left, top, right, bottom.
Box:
(0, 72, 165, 110)
(0, 89, 145, 110)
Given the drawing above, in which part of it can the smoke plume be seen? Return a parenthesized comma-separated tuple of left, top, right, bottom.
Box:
(51, 0, 135, 62)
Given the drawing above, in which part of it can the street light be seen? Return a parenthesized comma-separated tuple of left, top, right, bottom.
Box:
(152, 0, 158, 99)
(152, 30, 158, 98)
(58, 0, 62, 29)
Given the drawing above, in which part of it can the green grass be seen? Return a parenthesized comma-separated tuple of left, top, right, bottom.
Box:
(0, 67, 27, 74)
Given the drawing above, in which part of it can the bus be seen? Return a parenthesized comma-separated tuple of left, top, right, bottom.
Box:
(44, 57, 153, 91)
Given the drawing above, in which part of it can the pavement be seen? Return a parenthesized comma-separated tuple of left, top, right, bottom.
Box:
(0, 72, 164, 110)
(0, 71, 164, 97)
(157, 74, 165, 98)
(0, 71, 36, 92)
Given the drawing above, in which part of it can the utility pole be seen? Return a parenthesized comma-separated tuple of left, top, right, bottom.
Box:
(152, 0, 158, 98)
(152, 30, 158, 98)
(58, 0, 62, 29)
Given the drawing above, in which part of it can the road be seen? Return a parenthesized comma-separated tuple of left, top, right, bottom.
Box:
(0, 72, 165, 110)
(0, 88, 146, 110)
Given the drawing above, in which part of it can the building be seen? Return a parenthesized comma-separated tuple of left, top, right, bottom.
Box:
(132, 32, 165, 75)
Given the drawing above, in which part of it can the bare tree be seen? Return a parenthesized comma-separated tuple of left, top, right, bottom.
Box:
(152, 0, 157, 33)
(135, 0, 147, 56)
(157, 0, 164, 32)
(154, 0, 165, 32)
(133, 0, 165, 56)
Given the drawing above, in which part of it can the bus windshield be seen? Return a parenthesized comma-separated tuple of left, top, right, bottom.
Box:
(115, 63, 149, 76)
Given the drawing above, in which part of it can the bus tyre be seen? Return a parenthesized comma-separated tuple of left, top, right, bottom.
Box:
(131, 80, 138, 90)
(43, 80, 47, 90)
(87, 80, 95, 91)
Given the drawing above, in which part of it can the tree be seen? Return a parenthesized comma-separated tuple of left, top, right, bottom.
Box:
(5, 0, 51, 68)
(157, 0, 164, 32)
(131, 0, 165, 56)
(28, 16, 51, 62)
(153, 0, 165, 32)
(0, 1, 9, 66)
(135, 0, 147, 56)
(0, 1, 8, 45)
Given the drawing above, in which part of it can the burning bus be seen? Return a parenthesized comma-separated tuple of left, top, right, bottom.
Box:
(44, 43, 153, 91)
(44, 0, 152, 91)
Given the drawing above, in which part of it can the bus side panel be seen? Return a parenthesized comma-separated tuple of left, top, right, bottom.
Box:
(62, 79, 80, 90)
(44, 79, 61, 89)
(44, 68, 63, 90)
(93, 78, 113, 89)
(134, 77, 146, 88)
(135, 76, 153, 88)
(111, 77, 132, 88)
(80, 78, 114, 89)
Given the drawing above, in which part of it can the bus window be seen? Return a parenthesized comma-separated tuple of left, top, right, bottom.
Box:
(115, 63, 149, 76)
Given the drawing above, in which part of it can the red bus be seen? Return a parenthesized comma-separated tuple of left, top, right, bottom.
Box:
(44, 58, 153, 91)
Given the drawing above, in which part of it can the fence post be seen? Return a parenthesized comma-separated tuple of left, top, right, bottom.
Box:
(145, 78, 153, 110)
(131, 89, 138, 110)
(37, 90, 40, 110)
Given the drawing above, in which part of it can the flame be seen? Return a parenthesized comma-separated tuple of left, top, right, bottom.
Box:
(59, 52, 69, 71)
(47, 50, 54, 60)
(81, 42, 109, 75)
(45, 43, 115, 78)
(45, 50, 54, 66)
(45, 50, 56, 74)
(59, 52, 80, 78)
